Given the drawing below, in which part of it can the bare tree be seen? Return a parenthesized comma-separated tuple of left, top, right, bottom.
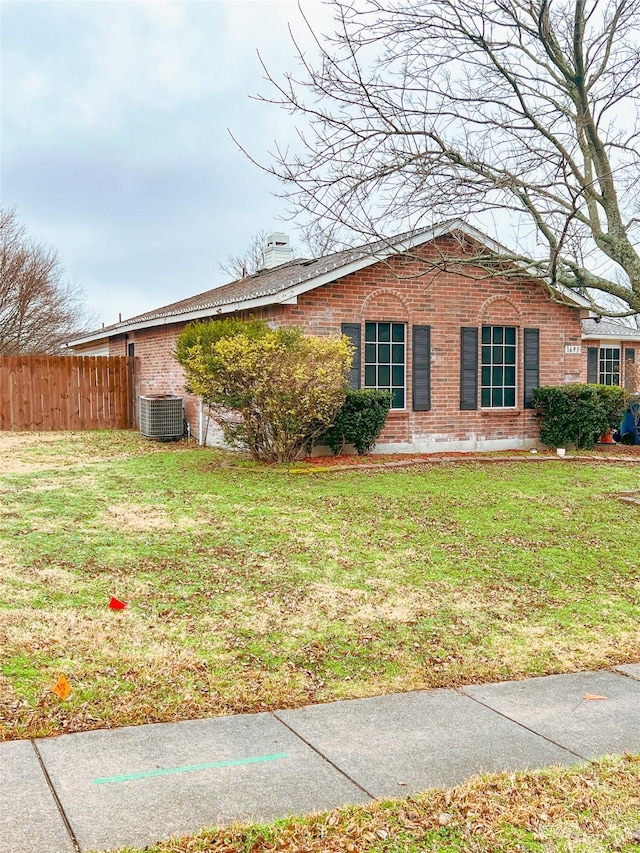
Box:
(218, 228, 271, 279)
(218, 224, 346, 279)
(0, 208, 93, 354)
(254, 0, 640, 314)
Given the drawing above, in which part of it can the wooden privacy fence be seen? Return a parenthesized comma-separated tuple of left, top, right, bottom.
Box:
(0, 356, 138, 431)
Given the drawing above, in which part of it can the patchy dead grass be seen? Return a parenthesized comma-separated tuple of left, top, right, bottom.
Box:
(106, 754, 640, 853)
(0, 429, 192, 474)
(2, 431, 640, 741)
(103, 503, 197, 532)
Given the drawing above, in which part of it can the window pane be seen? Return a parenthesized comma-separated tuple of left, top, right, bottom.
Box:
(364, 365, 376, 386)
(392, 344, 404, 364)
(363, 321, 405, 407)
(481, 325, 518, 407)
(392, 388, 404, 408)
(599, 346, 621, 385)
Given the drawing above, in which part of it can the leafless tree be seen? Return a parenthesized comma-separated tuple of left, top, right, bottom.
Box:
(254, 0, 640, 315)
(0, 208, 93, 354)
(218, 228, 271, 279)
(218, 224, 346, 279)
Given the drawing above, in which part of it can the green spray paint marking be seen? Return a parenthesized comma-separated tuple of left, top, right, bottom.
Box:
(93, 752, 289, 785)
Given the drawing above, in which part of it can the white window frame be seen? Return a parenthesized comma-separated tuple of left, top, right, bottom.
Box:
(599, 346, 620, 386)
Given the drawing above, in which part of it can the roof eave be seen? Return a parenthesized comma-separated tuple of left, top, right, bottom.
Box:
(582, 331, 640, 342)
(67, 219, 592, 344)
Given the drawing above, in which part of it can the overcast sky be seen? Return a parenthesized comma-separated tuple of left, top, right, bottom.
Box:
(1, 0, 334, 327)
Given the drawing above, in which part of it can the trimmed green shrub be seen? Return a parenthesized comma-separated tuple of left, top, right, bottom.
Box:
(319, 389, 392, 455)
(532, 384, 628, 449)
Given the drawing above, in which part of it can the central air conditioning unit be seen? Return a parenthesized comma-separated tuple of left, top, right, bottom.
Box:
(139, 395, 184, 440)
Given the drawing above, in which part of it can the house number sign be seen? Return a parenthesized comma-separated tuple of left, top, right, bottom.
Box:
(565, 345, 582, 354)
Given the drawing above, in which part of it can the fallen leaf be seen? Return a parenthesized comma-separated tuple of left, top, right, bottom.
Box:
(583, 693, 607, 700)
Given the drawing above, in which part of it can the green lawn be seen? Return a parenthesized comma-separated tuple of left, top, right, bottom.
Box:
(1, 431, 639, 740)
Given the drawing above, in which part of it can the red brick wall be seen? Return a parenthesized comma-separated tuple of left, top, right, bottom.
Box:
(109, 327, 202, 432)
(105, 238, 587, 451)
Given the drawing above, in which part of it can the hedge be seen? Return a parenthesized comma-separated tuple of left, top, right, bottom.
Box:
(532, 384, 628, 449)
(319, 389, 392, 455)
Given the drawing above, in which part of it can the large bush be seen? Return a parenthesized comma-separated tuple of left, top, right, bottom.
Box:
(319, 389, 392, 454)
(174, 318, 269, 404)
(532, 384, 628, 449)
(175, 320, 353, 462)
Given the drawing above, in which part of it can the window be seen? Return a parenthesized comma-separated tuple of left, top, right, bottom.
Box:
(599, 347, 620, 385)
(127, 342, 135, 357)
(364, 322, 405, 408)
(481, 325, 516, 407)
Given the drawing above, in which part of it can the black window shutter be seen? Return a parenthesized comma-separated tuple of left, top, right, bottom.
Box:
(625, 347, 636, 390)
(523, 328, 540, 409)
(341, 323, 361, 390)
(460, 327, 478, 410)
(412, 325, 431, 411)
(587, 347, 598, 383)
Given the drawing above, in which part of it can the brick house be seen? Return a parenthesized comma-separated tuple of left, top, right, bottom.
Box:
(581, 319, 640, 392)
(69, 220, 614, 453)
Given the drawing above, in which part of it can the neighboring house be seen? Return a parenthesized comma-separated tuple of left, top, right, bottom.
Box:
(581, 319, 640, 392)
(69, 220, 595, 453)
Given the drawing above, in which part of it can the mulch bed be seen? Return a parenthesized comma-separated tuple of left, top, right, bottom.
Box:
(296, 444, 640, 470)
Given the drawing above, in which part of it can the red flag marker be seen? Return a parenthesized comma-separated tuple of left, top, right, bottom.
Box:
(109, 597, 126, 610)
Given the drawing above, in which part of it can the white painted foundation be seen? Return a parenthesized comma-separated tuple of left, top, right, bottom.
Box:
(370, 436, 538, 454)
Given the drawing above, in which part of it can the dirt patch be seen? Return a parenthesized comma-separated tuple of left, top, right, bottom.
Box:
(0, 433, 72, 473)
(103, 503, 196, 532)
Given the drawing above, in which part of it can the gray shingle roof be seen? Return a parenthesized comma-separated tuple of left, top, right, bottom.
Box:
(582, 319, 640, 340)
(109, 228, 431, 331)
(68, 219, 593, 346)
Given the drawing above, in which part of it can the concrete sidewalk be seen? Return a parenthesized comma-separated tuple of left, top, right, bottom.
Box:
(3, 665, 640, 853)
